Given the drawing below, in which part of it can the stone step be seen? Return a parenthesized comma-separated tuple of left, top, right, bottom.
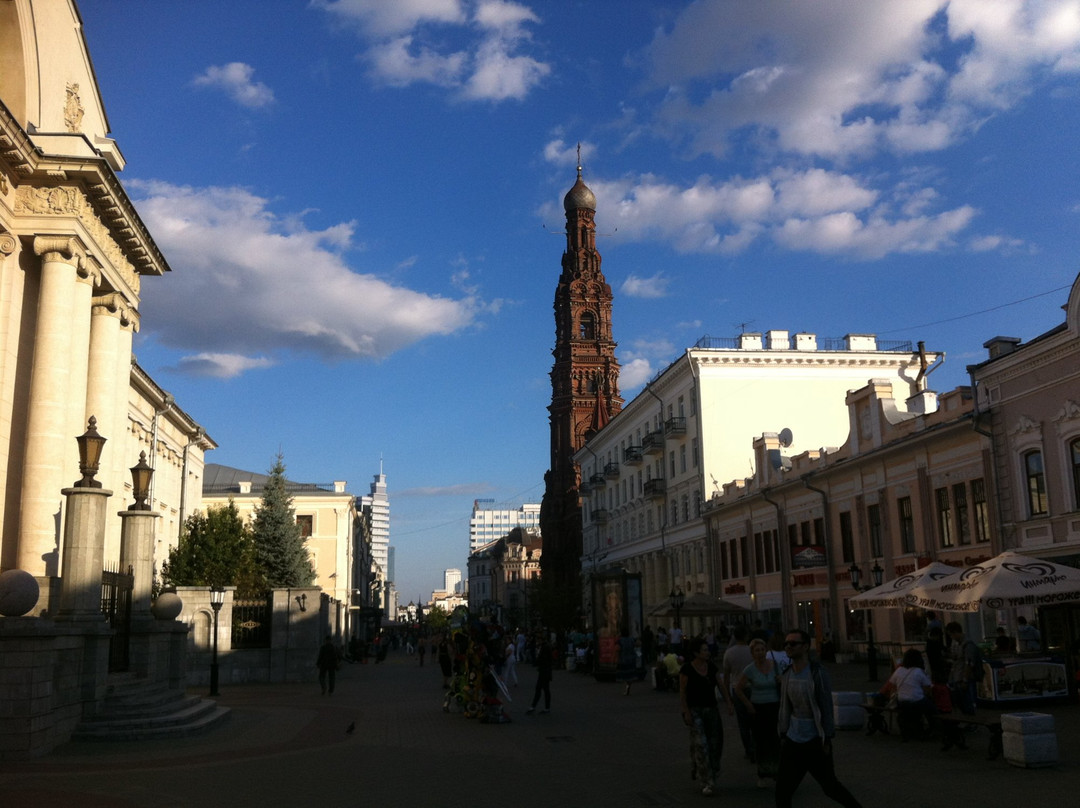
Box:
(72, 703, 231, 742)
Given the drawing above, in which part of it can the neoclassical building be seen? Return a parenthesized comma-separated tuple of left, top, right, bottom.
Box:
(0, 1, 212, 610)
(576, 331, 940, 626)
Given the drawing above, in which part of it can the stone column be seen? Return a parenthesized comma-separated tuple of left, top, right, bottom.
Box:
(118, 508, 159, 623)
(67, 261, 96, 478)
(55, 486, 112, 619)
(87, 293, 128, 552)
(18, 237, 81, 577)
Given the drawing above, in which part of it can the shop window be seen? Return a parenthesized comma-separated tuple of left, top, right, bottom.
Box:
(1024, 450, 1048, 516)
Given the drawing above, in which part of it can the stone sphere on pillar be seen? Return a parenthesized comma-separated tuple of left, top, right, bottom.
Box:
(151, 590, 184, 620)
(0, 569, 40, 616)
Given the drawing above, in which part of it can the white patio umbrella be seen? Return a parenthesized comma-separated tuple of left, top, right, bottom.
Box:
(847, 561, 960, 609)
(904, 551, 1080, 613)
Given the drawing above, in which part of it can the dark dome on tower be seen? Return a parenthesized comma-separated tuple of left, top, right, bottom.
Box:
(563, 171, 596, 212)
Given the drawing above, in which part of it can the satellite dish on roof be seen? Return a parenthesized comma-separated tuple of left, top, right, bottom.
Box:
(778, 427, 793, 448)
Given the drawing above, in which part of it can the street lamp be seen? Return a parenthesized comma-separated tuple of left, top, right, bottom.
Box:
(129, 451, 153, 510)
(74, 416, 107, 488)
(209, 586, 225, 696)
(669, 585, 685, 630)
(849, 560, 884, 681)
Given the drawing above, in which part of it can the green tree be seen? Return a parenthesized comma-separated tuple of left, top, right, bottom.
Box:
(251, 453, 315, 587)
(424, 604, 448, 635)
(161, 500, 262, 593)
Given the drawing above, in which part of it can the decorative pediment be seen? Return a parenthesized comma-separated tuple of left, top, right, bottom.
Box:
(1009, 414, 1041, 436)
(1052, 399, 1080, 424)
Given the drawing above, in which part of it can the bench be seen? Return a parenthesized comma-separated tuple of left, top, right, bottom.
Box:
(937, 712, 1004, 760)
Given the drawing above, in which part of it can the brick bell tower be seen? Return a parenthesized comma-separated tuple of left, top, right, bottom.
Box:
(540, 154, 623, 618)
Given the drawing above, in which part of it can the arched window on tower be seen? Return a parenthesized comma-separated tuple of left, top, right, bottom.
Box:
(579, 312, 595, 340)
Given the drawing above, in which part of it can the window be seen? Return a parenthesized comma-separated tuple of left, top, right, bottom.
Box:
(740, 536, 749, 577)
(936, 487, 953, 547)
(693, 490, 701, 517)
(954, 483, 970, 545)
(670, 451, 676, 478)
(898, 497, 915, 554)
(680, 444, 687, 473)
(692, 437, 699, 467)
(678, 395, 685, 417)
(579, 312, 595, 340)
(1024, 450, 1048, 516)
(721, 539, 730, 579)
(839, 512, 854, 563)
(754, 532, 765, 574)
(670, 500, 678, 526)
(868, 504, 883, 558)
(972, 479, 989, 542)
(297, 514, 314, 538)
(1071, 439, 1080, 510)
(681, 494, 689, 522)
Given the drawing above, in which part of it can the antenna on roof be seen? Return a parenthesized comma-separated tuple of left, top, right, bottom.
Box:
(735, 320, 755, 334)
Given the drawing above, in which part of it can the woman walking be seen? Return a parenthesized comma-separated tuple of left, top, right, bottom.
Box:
(735, 637, 782, 788)
(617, 628, 638, 695)
(679, 637, 732, 797)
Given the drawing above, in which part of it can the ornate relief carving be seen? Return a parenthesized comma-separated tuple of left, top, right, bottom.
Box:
(16, 185, 141, 294)
(64, 83, 85, 133)
(1053, 399, 1080, 424)
(0, 230, 15, 256)
(1009, 414, 1041, 436)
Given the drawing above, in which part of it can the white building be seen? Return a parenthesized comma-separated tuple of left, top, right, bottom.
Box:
(469, 500, 541, 554)
(444, 568, 462, 594)
(359, 467, 394, 614)
(575, 331, 940, 615)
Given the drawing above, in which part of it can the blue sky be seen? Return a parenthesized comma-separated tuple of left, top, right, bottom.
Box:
(79, 1, 1080, 602)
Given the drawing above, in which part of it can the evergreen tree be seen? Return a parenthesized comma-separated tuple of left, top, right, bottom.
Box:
(162, 500, 261, 593)
(251, 453, 316, 587)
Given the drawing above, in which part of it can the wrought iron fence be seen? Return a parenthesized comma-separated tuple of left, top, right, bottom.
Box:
(101, 564, 134, 672)
(232, 594, 272, 649)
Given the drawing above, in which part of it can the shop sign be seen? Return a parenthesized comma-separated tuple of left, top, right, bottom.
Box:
(792, 545, 827, 568)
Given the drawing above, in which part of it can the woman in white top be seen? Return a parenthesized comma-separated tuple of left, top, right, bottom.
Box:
(888, 648, 933, 740)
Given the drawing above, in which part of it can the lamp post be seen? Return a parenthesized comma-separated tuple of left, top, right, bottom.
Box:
(849, 560, 884, 681)
(129, 451, 153, 510)
(669, 585, 685, 630)
(209, 586, 225, 696)
(74, 416, 107, 488)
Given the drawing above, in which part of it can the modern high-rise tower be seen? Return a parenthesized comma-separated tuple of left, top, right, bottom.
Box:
(540, 157, 623, 610)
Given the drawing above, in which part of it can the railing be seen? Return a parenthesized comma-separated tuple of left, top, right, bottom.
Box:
(232, 595, 272, 649)
(623, 446, 643, 464)
(644, 478, 666, 499)
(101, 564, 134, 673)
(642, 431, 665, 454)
(589, 473, 606, 487)
(604, 462, 620, 479)
(664, 416, 686, 435)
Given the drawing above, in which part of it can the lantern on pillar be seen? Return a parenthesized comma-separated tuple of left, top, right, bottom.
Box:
(129, 451, 154, 511)
(75, 416, 107, 488)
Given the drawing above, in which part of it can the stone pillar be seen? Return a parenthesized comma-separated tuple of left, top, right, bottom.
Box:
(118, 509, 158, 622)
(18, 237, 81, 577)
(87, 293, 128, 554)
(67, 262, 96, 479)
(55, 487, 112, 619)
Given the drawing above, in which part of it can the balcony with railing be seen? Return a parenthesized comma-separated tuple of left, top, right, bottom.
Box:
(604, 462, 620, 479)
(589, 473, 606, 488)
(578, 478, 592, 494)
(642, 430, 665, 455)
(644, 478, 666, 499)
(664, 416, 687, 436)
(623, 446, 643, 465)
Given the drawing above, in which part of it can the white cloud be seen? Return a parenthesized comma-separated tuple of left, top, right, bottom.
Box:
(173, 353, 275, 380)
(192, 63, 275, 108)
(620, 273, 669, 299)
(317, 0, 549, 101)
(618, 357, 655, 390)
(543, 138, 595, 167)
(543, 167, 974, 259)
(130, 181, 480, 376)
(644, 0, 1080, 161)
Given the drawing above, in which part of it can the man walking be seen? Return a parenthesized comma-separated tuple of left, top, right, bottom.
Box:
(316, 635, 340, 695)
(946, 621, 981, 715)
(775, 628, 862, 808)
(526, 633, 553, 714)
(723, 625, 755, 761)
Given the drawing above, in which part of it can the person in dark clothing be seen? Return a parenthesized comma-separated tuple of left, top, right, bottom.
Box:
(526, 634, 553, 713)
(316, 636, 340, 695)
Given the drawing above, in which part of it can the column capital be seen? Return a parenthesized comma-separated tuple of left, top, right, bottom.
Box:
(0, 229, 16, 257)
(33, 235, 78, 265)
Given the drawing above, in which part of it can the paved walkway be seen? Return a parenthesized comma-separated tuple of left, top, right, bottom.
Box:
(2, 653, 1078, 807)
